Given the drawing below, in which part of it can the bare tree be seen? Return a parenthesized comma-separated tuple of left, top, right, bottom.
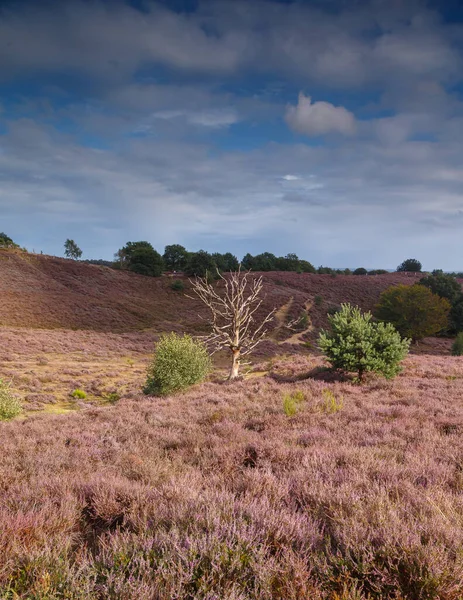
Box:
(190, 268, 275, 380)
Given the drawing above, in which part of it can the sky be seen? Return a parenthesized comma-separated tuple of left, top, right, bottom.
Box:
(1, 0, 463, 269)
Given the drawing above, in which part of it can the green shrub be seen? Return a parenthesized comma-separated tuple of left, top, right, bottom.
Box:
(314, 295, 323, 306)
(0, 379, 22, 420)
(71, 389, 87, 399)
(144, 333, 211, 396)
(375, 284, 451, 340)
(170, 279, 185, 292)
(353, 267, 367, 275)
(319, 304, 410, 382)
(283, 390, 305, 416)
(452, 333, 463, 356)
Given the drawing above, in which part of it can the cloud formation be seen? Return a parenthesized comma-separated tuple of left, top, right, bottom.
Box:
(0, 0, 463, 269)
(285, 93, 356, 137)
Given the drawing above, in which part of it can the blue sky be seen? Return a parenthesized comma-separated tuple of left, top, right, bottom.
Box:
(1, 0, 463, 269)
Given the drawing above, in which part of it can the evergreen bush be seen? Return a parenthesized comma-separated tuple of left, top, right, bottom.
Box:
(319, 304, 410, 382)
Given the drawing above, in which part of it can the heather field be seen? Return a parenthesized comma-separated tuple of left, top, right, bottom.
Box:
(1, 351, 463, 599)
(2, 255, 463, 598)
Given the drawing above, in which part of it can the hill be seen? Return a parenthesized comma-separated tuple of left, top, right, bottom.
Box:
(0, 249, 422, 336)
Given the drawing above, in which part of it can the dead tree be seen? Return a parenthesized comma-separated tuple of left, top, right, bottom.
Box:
(190, 268, 275, 380)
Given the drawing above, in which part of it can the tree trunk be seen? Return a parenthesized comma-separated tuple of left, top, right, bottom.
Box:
(229, 347, 241, 380)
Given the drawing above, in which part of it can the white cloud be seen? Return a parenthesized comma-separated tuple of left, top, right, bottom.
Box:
(153, 108, 239, 128)
(285, 93, 356, 137)
(282, 174, 300, 181)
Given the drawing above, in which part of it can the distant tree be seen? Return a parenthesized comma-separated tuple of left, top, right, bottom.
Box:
(212, 252, 240, 272)
(450, 300, 463, 334)
(375, 284, 451, 341)
(397, 258, 422, 272)
(353, 267, 368, 275)
(0, 233, 17, 248)
(419, 272, 463, 305)
(276, 253, 299, 271)
(185, 250, 217, 277)
(241, 253, 255, 270)
(319, 304, 410, 382)
(419, 272, 463, 333)
(117, 241, 163, 276)
(299, 260, 316, 274)
(252, 252, 277, 271)
(64, 239, 82, 260)
(368, 269, 388, 275)
(163, 244, 189, 271)
(318, 266, 335, 275)
(190, 268, 275, 379)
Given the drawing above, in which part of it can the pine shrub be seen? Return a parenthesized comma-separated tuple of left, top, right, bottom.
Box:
(0, 379, 22, 421)
(319, 304, 410, 382)
(144, 333, 211, 396)
(451, 333, 463, 356)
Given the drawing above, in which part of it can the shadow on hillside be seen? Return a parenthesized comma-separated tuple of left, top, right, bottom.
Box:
(270, 366, 351, 384)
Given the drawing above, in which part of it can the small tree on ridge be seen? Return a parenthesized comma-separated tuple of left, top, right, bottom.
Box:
(64, 239, 82, 260)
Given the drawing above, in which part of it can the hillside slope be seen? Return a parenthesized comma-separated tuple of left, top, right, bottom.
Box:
(0, 249, 423, 335)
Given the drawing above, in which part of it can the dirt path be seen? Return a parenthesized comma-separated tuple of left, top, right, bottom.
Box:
(271, 297, 294, 340)
(280, 299, 314, 345)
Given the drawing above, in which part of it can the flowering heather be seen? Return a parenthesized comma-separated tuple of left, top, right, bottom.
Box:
(0, 350, 463, 598)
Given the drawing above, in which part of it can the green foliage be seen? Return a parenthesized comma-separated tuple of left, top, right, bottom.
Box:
(144, 333, 211, 396)
(185, 250, 217, 277)
(299, 260, 316, 273)
(240, 252, 315, 273)
(117, 241, 163, 277)
(0, 379, 22, 421)
(375, 284, 451, 340)
(282, 390, 305, 416)
(64, 239, 82, 260)
(163, 244, 189, 271)
(419, 272, 462, 305)
(353, 267, 367, 275)
(420, 272, 463, 333)
(317, 265, 336, 275)
(314, 295, 323, 306)
(0, 232, 18, 248)
(319, 389, 344, 414)
(71, 389, 87, 399)
(451, 333, 463, 356)
(212, 252, 239, 272)
(397, 258, 422, 272)
(368, 269, 388, 275)
(170, 279, 185, 292)
(450, 300, 463, 334)
(319, 304, 410, 381)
